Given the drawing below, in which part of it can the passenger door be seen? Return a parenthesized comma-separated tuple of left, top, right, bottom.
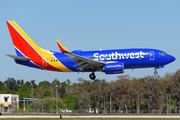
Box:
(149, 51, 154, 60)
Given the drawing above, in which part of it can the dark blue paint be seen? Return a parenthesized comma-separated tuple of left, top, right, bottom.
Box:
(14, 48, 175, 73)
(50, 48, 175, 72)
(15, 60, 43, 70)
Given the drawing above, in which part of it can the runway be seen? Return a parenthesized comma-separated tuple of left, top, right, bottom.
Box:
(1, 115, 180, 118)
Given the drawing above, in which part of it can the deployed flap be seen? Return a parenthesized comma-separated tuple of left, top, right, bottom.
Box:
(55, 39, 105, 70)
(66, 52, 105, 70)
(6, 54, 31, 61)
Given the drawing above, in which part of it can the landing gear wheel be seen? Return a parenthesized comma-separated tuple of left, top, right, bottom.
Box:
(89, 72, 96, 80)
(154, 71, 158, 75)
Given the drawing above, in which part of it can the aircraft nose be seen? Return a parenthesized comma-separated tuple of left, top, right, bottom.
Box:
(168, 55, 176, 63)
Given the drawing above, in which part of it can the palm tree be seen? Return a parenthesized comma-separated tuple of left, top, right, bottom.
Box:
(0, 104, 4, 112)
(8, 104, 13, 112)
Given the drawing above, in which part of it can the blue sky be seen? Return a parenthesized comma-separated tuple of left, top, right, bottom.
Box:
(0, 0, 179, 84)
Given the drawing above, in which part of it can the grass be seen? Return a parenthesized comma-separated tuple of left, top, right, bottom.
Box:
(0, 118, 180, 120)
(4, 113, 180, 115)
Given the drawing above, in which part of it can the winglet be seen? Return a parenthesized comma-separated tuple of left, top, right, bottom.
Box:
(56, 39, 69, 53)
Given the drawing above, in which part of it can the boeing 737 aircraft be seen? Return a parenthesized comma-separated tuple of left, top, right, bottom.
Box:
(6, 21, 175, 80)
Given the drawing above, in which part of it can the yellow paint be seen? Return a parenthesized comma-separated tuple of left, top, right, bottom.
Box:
(9, 21, 73, 72)
(56, 39, 69, 52)
(41, 49, 73, 72)
(23, 107, 26, 112)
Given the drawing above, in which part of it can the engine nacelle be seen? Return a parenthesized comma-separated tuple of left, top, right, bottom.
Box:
(103, 62, 124, 74)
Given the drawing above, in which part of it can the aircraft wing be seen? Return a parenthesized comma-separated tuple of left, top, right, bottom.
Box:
(56, 39, 105, 70)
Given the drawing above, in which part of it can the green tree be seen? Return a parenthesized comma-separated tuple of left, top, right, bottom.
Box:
(0, 104, 4, 112)
(18, 84, 31, 100)
(78, 90, 90, 110)
(59, 81, 67, 98)
(0, 84, 10, 94)
(25, 81, 31, 87)
(62, 94, 78, 110)
(8, 104, 12, 112)
(31, 80, 37, 88)
(52, 79, 60, 86)
(17, 80, 21, 88)
(39, 80, 50, 88)
(20, 80, 24, 85)
(35, 86, 47, 112)
(4, 77, 18, 93)
(66, 79, 72, 94)
(0, 81, 4, 91)
(43, 97, 65, 110)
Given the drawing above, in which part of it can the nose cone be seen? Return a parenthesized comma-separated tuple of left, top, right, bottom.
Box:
(168, 55, 176, 63)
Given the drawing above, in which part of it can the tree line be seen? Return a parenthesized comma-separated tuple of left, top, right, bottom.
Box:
(1, 69, 180, 114)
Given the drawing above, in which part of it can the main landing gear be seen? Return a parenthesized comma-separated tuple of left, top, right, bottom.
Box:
(89, 72, 96, 80)
(154, 70, 158, 75)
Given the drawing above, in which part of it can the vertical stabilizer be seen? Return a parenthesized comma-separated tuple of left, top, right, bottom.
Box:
(6, 21, 41, 57)
(6, 21, 73, 72)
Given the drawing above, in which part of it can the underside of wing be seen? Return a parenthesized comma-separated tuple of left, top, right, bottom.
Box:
(56, 39, 105, 71)
(65, 52, 105, 70)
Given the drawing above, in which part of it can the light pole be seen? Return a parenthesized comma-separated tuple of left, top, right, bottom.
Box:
(56, 85, 58, 114)
(31, 81, 34, 112)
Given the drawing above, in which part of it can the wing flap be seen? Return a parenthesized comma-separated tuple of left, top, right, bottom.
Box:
(6, 54, 31, 61)
(79, 64, 89, 70)
(56, 39, 105, 71)
(64, 52, 104, 67)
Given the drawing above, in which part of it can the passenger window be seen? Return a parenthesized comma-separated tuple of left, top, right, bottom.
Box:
(4, 97, 8, 102)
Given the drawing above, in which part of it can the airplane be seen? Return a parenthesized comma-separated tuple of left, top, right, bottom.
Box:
(6, 21, 176, 80)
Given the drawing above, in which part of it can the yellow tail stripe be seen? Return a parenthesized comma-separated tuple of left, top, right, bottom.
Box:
(10, 21, 73, 72)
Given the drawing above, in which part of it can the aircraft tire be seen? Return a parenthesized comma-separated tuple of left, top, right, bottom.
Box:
(89, 73, 96, 80)
(154, 71, 158, 75)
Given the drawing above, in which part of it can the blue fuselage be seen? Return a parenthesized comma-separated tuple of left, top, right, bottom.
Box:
(50, 48, 175, 72)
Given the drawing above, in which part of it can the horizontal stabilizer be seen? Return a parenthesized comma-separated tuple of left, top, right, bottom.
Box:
(6, 54, 31, 61)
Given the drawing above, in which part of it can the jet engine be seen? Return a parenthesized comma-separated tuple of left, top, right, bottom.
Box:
(102, 62, 124, 74)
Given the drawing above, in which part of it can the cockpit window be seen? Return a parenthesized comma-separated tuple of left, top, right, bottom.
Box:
(159, 52, 167, 55)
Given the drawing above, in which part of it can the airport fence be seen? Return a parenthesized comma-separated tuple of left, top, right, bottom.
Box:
(4, 109, 180, 114)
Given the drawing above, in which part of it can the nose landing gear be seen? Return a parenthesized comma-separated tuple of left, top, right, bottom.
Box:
(89, 72, 96, 80)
